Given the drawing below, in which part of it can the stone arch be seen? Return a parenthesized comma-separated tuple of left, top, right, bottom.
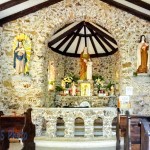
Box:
(74, 117, 85, 137)
(56, 117, 65, 137)
(93, 117, 103, 137)
(112, 117, 117, 136)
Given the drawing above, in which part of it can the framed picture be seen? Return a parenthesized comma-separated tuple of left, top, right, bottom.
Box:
(80, 83, 91, 96)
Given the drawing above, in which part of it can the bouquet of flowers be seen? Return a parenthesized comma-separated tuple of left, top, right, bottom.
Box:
(95, 78, 105, 90)
(93, 75, 105, 90)
(62, 74, 73, 88)
(63, 75, 73, 83)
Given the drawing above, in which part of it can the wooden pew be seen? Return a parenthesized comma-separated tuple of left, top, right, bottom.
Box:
(140, 119, 150, 150)
(0, 108, 35, 150)
(116, 109, 150, 150)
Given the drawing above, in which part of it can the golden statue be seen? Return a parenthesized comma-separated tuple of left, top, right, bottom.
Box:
(80, 47, 90, 80)
(137, 35, 149, 73)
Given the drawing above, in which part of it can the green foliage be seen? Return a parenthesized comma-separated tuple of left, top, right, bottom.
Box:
(104, 81, 114, 90)
(55, 85, 64, 92)
(92, 75, 104, 81)
(72, 75, 79, 83)
(133, 72, 137, 77)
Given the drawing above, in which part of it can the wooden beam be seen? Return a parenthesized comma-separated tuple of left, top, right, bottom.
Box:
(77, 33, 92, 37)
(55, 32, 75, 50)
(125, 0, 150, 11)
(0, 0, 28, 11)
(84, 22, 87, 47)
(61, 34, 75, 53)
(63, 24, 83, 53)
(48, 22, 83, 46)
(75, 36, 81, 54)
(96, 33, 117, 51)
(50, 47, 117, 58)
(89, 36, 98, 54)
(100, 0, 150, 22)
(87, 26, 109, 53)
(0, 0, 63, 26)
(86, 22, 117, 45)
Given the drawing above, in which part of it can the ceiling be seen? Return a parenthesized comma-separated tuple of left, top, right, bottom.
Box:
(0, 0, 150, 26)
(48, 21, 118, 58)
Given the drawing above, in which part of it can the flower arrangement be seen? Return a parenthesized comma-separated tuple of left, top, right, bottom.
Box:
(63, 75, 73, 83)
(93, 75, 105, 90)
(62, 73, 79, 83)
(93, 75, 115, 92)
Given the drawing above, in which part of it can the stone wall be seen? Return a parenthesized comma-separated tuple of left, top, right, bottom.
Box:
(64, 51, 120, 81)
(31, 107, 116, 138)
(0, 0, 150, 114)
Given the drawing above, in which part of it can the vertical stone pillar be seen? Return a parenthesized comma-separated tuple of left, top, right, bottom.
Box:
(64, 111, 75, 138)
(32, 115, 43, 136)
(84, 118, 94, 138)
(32, 109, 46, 136)
(46, 118, 57, 138)
(103, 117, 113, 137)
(64, 117, 74, 138)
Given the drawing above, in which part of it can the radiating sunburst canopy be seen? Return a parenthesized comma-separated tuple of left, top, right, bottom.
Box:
(48, 21, 118, 58)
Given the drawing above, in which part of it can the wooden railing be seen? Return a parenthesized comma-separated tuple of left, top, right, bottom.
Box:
(0, 108, 35, 150)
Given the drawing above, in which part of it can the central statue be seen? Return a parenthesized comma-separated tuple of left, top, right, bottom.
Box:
(80, 47, 90, 80)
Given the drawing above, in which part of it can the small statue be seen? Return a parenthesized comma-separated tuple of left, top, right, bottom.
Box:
(71, 82, 77, 96)
(137, 35, 149, 73)
(110, 85, 115, 96)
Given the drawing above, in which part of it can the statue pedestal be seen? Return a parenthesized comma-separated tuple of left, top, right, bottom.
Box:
(78, 80, 94, 96)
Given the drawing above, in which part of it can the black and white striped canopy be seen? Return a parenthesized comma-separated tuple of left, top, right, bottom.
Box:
(48, 21, 118, 58)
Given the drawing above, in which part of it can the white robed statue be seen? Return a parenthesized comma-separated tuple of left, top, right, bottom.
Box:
(86, 59, 93, 80)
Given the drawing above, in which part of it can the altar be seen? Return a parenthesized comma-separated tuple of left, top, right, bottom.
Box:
(55, 95, 117, 108)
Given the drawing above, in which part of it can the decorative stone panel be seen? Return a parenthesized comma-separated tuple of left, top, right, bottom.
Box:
(32, 107, 117, 138)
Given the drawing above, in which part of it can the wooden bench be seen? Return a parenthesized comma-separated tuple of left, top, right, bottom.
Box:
(116, 109, 150, 150)
(0, 108, 35, 150)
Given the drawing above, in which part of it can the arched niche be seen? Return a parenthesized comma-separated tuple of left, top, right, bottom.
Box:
(74, 117, 85, 137)
(93, 117, 103, 137)
(112, 117, 117, 136)
(47, 21, 120, 97)
(56, 117, 65, 137)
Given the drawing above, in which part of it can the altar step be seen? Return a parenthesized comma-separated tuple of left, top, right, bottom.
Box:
(10, 139, 124, 150)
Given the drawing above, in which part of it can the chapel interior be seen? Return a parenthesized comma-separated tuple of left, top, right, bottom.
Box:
(0, 0, 150, 150)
